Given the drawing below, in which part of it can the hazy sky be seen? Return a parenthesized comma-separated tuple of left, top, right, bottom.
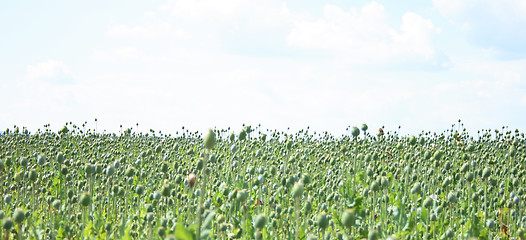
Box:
(1, 0, 525, 136)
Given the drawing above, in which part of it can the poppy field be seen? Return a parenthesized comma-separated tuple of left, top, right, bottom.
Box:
(0, 122, 525, 240)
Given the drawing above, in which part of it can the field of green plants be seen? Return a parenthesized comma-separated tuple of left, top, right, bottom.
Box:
(0, 122, 525, 240)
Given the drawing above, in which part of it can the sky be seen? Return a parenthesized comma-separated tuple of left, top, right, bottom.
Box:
(1, 0, 526, 137)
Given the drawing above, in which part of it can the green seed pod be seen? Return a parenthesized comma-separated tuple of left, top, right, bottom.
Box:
(486, 219, 495, 229)
(196, 158, 204, 171)
(125, 166, 136, 177)
(13, 208, 25, 224)
(411, 182, 422, 195)
(79, 192, 92, 207)
(158, 226, 166, 237)
(447, 191, 457, 203)
(85, 164, 95, 176)
(351, 127, 360, 138)
(175, 175, 182, 184)
(368, 229, 379, 240)
(292, 183, 304, 198)
(5, 157, 12, 167)
(366, 168, 374, 177)
(106, 165, 115, 177)
(517, 228, 525, 239)
(513, 178, 519, 187)
(341, 209, 356, 230)
(56, 152, 65, 164)
(465, 172, 474, 182)
(52, 199, 61, 209)
(442, 177, 451, 189)
(286, 140, 293, 150)
(304, 200, 312, 213)
(146, 213, 154, 223)
(381, 177, 389, 189)
(14, 172, 22, 182)
(37, 155, 46, 165)
(238, 130, 247, 141)
(408, 136, 417, 145)
(302, 174, 312, 185)
(371, 181, 380, 192)
(361, 123, 368, 132)
(472, 193, 478, 202)
(445, 229, 454, 238)
(317, 212, 329, 230)
(161, 184, 171, 197)
(29, 169, 38, 182)
(433, 150, 444, 160)
(136, 185, 145, 196)
(460, 163, 469, 173)
(2, 218, 13, 231)
(161, 161, 169, 173)
(253, 214, 267, 230)
(423, 196, 433, 208)
(237, 189, 248, 203)
(204, 129, 216, 150)
(61, 165, 69, 176)
(145, 204, 154, 213)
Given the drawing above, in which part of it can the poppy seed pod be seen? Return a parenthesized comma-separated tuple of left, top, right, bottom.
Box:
(423, 197, 433, 208)
(317, 212, 329, 230)
(204, 129, 216, 150)
(368, 229, 379, 240)
(2, 218, 13, 231)
(106, 165, 115, 177)
(237, 189, 248, 203)
(351, 127, 360, 138)
(342, 209, 356, 229)
(125, 166, 136, 177)
(13, 208, 25, 224)
(85, 164, 95, 176)
(292, 183, 304, 198)
(29, 169, 38, 182)
(161, 184, 171, 197)
(79, 193, 91, 207)
(238, 130, 247, 141)
(447, 191, 457, 203)
(56, 152, 65, 164)
(253, 214, 267, 230)
(37, 155, 46, 165)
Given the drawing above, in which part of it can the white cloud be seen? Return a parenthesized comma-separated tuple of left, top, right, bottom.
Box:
(286, 3, 444, 65)
(115, 47, 140, 59)
(433, 0, 526, 58)
(107, 11, 189, 39)
(25, 60, 74, 84)
(168, 0, 250, 22)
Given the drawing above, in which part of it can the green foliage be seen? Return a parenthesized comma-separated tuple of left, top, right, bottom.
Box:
(0, 123, 525, 239)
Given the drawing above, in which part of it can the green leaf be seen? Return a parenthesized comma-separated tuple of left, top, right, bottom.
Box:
(227, 228, 243, 239)
(96, 225, 106, 240)
(420, 207, 428, 221)
(57, 227, 66, 240)
(175, 224, 195, 240)
(200, 229, 211, 240)
(83, 221, 96, 239)
(202, 210, 216, 230)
